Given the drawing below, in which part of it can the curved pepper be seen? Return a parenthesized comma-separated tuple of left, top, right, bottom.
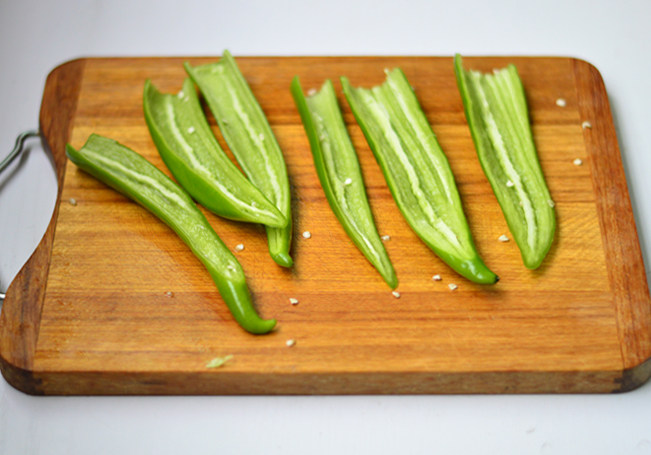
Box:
(184, 51, 293, 268)
(341, 69, 498, 284)
(291, 76, 398, 289)
(66, 134, 276, 334)
(454, 55, 555, 269)
(143, 78, 287, 228)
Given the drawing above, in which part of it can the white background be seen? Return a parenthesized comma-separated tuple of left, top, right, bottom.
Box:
(1, 0, 650, 453)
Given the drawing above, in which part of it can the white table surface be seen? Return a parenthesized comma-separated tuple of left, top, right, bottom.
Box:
(1, 0, 650, 453)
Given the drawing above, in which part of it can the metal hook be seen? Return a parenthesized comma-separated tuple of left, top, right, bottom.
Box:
(0, 129, 40, 175)
(0, 129, 41, 302)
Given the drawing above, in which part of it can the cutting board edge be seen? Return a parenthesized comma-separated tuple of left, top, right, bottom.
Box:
(21, 367, 633, 395)
(4, 360, 650, 396)
(0, 58, 86, 394)
(571, 57, 651, 372)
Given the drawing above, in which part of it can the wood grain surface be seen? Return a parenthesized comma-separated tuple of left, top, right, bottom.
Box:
(1, 56, 649, 395)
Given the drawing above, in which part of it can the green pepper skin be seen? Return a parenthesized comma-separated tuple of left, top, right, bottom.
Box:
(341, 70, 497, 284)
(184, 51, 293, 268)
(291, 76, 398, 289)
(143, 79, 287, 229)
(454, 55, 555, 269)
(66, 134, 276, 334)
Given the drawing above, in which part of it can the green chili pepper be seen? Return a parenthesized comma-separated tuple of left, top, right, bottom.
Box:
(143, 78, 287, 228)
(184, 51, 293, 268)
(66, 134, 276, 334)
(291, 76, 398, 289)
(341, 69, 498, 284)
(454, 55, 555, 269)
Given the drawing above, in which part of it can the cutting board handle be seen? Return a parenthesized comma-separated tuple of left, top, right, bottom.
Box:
(0, 58, 85, 394)
(0, 130, 41, 299)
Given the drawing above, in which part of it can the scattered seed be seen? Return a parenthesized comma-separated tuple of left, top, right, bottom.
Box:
(259, 133, 265, 141)
(384, 68, 390, 75)
(548, 199, 556, 208)
(381, 235, 391, 241)
(307, 88, 317, 96)
(448, 283, 458, 291)
(68, 198, 77, 206)
(498, 234, 510, 242)
(234, 243, 244, 252)
(556, 98, 567, 107)
(165, 291, 174, 298)
(432, 274, 442, 281)
(506, 180, 515, 188)
(392, 291, 401, 299)
(206, 355, 233, 368)
(187, 126, 195, 134)
(581, 121, 592, 129)
(286, 339, 296, 347)
(302, 231, 312, 239)
(573, 158, 583, 166)
(289, 297, 299, 305)
(343, 177, 353, 185)
(177, 91, 185, 99)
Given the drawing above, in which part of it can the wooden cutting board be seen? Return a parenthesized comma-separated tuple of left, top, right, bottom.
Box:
(1, 56, 649, 395)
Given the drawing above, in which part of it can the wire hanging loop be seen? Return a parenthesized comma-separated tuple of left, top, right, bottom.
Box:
(0, 129, 41, 302)
(0, 129, 41, 176)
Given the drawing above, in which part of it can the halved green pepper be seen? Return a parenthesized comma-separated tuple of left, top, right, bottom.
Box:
(143, 78, 287, 228)
(66, 134, 276, 334)
(341, 69, 497, 284)
(291, 76, 398, 289)
(454, 55, 555, 269)
(184, 51, 293, 268)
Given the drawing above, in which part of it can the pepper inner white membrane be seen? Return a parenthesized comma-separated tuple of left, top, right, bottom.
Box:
(143, 79, 285, 225)
(185, 51, 293, 266)
(455, 55, 555, 269)
(343, 69, 478, 262)
(300, 79, 397, 288)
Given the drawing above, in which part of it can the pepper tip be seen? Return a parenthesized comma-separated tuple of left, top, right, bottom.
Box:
(245, 318, 277, 335)
(272, 252, 294, 268)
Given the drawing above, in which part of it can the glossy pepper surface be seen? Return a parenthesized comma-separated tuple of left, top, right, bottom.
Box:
(66, 134, 276, 334)
(341, 69, 497, 284)
(454, 55, 555, 269)
(184, 51, 293, 268)
(291, 76, 398, 289)
(143, 78, 287, 228)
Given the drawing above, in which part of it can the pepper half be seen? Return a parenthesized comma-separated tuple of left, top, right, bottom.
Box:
(454, 55, 555, 269)
(66, 134, 276, 334)
(143, 78, 287, 228)
(291, 76, 398, 289)
(341, 69, 497, 284)
(184, 51, 293, 268)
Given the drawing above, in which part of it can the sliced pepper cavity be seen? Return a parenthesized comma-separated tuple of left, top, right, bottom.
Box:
(184, 51, 293, 268)
(66, 134, 276, 334)
(143, 78, 287, 228)
(291, 76, 398, 289)
(341, 68, 498, 284)
(454, 54, 555, 269)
